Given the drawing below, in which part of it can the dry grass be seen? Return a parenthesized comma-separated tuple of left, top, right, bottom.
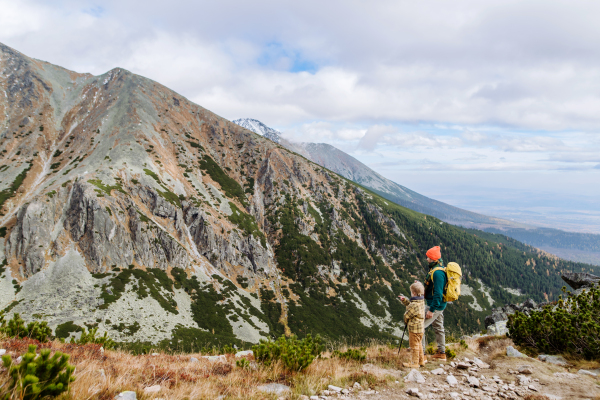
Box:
(0, 338, 410, 400)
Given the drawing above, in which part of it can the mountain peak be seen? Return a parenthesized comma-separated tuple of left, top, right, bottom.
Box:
(232, 118, 281, 143)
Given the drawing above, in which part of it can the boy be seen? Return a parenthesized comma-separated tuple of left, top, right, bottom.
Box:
(398, 281, 426, 368)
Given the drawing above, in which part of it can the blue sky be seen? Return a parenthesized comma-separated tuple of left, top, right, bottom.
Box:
(1, 0, 599, 231)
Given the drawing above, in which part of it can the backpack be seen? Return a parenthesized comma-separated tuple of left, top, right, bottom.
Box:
(429, 262, 462, 302)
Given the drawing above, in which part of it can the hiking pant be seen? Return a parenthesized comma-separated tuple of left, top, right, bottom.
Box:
(409, 332, 425, 365)
(422, 305, 445, 354)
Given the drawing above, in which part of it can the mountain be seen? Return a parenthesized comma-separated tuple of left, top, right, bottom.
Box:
(232, 118, 281, 143)
(1, 42, 598, 351)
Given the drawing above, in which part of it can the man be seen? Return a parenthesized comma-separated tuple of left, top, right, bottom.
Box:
(423, 245, 447, 360)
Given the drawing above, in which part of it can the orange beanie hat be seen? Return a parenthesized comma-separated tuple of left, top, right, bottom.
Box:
(426, 246, 441, 261)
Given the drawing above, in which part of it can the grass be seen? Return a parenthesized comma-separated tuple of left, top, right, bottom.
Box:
(198, 155, 247, 206)
(0, 337, 406, 400)
(143, 169, 181, 208)
(88, 179, 127, 196)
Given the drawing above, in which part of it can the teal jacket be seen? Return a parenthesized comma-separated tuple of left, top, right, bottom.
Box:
(424, 260, 448, 312)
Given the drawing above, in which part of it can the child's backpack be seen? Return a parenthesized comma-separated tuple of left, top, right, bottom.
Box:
(430, 262, 462, 302)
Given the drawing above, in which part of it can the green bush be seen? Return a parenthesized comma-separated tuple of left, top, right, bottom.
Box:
(508, 284, 600, 359)
(236, 358, 251, 370)
(253, 334, 323, 372)
(332, 347, 366, 362)
(0, 313, 52, 342)
(70, 327, 115, 350)
(1, 344, 75, 400)
(445, 348, 457, 359)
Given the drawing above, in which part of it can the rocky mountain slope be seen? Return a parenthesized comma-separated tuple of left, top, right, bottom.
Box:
(1, 42, 598, 350)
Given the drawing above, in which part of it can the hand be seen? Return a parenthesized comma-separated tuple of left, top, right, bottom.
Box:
(398, 295, 406, 301)
(426, 311, 434, 319)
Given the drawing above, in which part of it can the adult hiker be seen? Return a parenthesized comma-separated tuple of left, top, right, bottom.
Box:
(422, 245, 447, 360)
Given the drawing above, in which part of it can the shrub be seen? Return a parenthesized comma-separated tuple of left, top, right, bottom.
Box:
(253, 334, 323, 372)
(236, 358, 251, 370)
(460, 339, 468, 349)
(332, 347, 366, 362)
(1, 313, 52, 342)
(508, 285, 600, 359)
(0, 344, 75, 400)
(70, 327, 115, 350)
(445, 348, 457, 359)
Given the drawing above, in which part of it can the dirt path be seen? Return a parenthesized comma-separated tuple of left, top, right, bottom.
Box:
(337, 342, 600, 400)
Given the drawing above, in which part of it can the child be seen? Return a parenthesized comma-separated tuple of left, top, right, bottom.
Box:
(398, 281, 426, 368)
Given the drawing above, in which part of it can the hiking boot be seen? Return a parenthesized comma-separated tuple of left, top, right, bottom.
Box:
(403, 362, 420, 368)
(431, 351, 446, 360)
(420, 359, 428, 366)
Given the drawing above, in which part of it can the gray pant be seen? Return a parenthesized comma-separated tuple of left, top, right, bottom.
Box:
(423, 305, 445, 353)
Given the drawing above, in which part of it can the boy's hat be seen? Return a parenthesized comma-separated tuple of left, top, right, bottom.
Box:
(426, 246, 441, 261)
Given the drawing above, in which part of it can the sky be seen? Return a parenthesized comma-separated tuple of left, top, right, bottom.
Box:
(1, 0, 599, 231)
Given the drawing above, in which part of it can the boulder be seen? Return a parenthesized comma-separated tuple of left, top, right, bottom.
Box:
(202, 355, 227, 363)
(235, 350, 253, 358)
(506, 346, 527, 358)
(406, 388, 420, 397)
(0, 349, 5, 356)
(114, 392, 136, 400)
(473, 358, 490, 369)
(517, 375, 531, 386)
(487, 320, 509, 336)
(538, 354, 568, 366)
(190, 357, 199, 363)
(447, 375, 458, 386)
(467, 376, 480, 387)
(518, 365, 533, 375)
(405, 369, 426, 384)
(561, 272, 600, 290)
(456, 362, 471, 369)
(431, 368, 445, 375)
(328, 385, 342, 392)
(578, 369, 598, 377)
(257, 383, 290, 395)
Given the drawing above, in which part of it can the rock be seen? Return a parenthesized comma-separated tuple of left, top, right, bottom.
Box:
(518, 365, 533, 374)
(151, 353, 159, 356)
(257, 383, 290, 395)
(190, 357, 199, 363)
(328, 385, 342, 392)
(473, 357, 490, 369)
(517, 375, 531, 386)
(447, 375, 458, 386)
(202, 355, 227, 363)
(353, 382, 361, 388)
(449, 393, 461, 399)
(144, 385, 161, 393)
(456, 362, 471, 369)
(405, 369, 426, 384)
(538, 354, 569, 366)
(310, 396, 319, 400)
(431, 368, 444, 375)
(341, 389, 350, 394)
(298, 396, 309, 400)
(450, 361, 456, 367)
(467, 376, 480, 387)
(487, 320, 509, 335)
(15, 356, 22, 364)
(562, 272, 600, 290)
(578, 369, 598, 377)
(528, 384, 539, 392)
(115, 392, 137, 400)
(0, 350, 5, 356)
(406, 388, 420, 397)
(506, 346, 527, 358)
(235, 350, 253, 358)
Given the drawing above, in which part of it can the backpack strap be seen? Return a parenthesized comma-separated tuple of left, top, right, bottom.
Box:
(427, 266, 445, 291)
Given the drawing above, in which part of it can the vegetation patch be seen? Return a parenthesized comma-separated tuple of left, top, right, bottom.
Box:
(0, 163, 32, 209)
(228, 202, 266, 247)
(88, 179, 126, 196)
(199, 155, 247, 206)
(54, 321, 84, 339)
(143, 169, 181, 208)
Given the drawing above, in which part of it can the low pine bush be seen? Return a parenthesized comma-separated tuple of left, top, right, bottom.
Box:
(332, 347, 366, 362)
(1, 344, 75, 400)
(0, 313, 52, 342)
(253, 334, 323, 372)
(445, 348, 457, 359)
(70, 327, 115, 350)
(508, 284, 600, 359)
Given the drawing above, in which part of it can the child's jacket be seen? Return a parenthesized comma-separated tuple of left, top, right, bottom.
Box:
(401, 296, 425, 334)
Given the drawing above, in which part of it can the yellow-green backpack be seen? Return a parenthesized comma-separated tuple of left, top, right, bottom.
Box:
(430, 262, 462, 302)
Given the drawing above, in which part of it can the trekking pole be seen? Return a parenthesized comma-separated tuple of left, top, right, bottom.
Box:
(398, 323, 408, 355)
